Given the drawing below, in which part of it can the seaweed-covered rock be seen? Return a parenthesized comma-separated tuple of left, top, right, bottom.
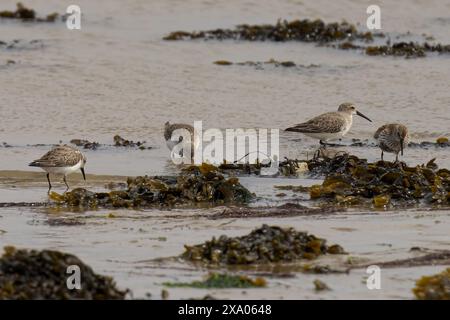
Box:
(49, 163, 253, 208)
(164, 19, 375, 43)
(413, 268, 450, 300)
(306, 154, 450, 205)
(182, 224, 345, 265)
(0, 246, 128, 299)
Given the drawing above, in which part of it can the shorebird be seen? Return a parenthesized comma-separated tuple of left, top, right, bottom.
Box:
(285, 103, 372, 146)
(374, 123, 410, 162)
(29, 144, 86, 192)
(164, 122, 199, 158)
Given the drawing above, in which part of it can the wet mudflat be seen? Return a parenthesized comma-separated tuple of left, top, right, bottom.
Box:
(0, 171, 448, 299)
(1, 0, 449, 299)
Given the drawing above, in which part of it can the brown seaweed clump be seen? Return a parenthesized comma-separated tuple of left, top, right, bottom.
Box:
(214, 59, 319, 70)
(182, 224, 345, 265)
(350, 138, 450, 149)
(0, 39, 44, 50)
(49, 163, 253, 208)
(69, 135, 152, 150)
(164, 19, 375, 43)
(305, 154, 450, 206)
(0, 3, 59, 22)
(113, 135, 148, 149)
(365, 42, 450, 58)
(413, 268, 450, 300)
(366, 42, 426, 58)
(0, 246, 128, 299)
(164, 18, 450, 58)
(309, 154, 450, 207)
(70, 139, 100, 150)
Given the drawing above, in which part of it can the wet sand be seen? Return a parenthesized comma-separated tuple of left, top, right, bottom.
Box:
(1, 171, 449, 299)
(1, 0, 449, 299)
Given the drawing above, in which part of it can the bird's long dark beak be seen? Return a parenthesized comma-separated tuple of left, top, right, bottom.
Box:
(356, 111, 372, 122)
(400, 138, 404, 156)
(80, 168, 86, 181)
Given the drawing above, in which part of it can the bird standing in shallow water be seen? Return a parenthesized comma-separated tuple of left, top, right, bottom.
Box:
(374, 123, 410, 162)
(29, 144, 87, 192)
(285, 103, 372, 146)
(164, 121, 199, 158)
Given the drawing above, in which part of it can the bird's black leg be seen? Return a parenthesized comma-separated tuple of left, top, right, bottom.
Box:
(381, 151, 384, 161)
(313, 148, 321, 160)
(46, 173, 52, 193)
(395, 153, 399, 163)
(63, 175, 69, 191)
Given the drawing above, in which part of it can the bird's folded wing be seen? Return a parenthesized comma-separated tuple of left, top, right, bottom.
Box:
(29, 147, 82, 167)
(286, 113, 344, 133)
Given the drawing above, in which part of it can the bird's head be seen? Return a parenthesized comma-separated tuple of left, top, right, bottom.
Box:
(338, 102, 372, 122)
(396, 125, 409, 156)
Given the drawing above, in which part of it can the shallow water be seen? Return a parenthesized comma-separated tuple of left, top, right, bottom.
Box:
(0, 0, 449, 299)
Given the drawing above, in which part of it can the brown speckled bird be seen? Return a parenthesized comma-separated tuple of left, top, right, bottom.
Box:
(285, 103, 372, 146)
(374, 123, 410, 162)
(29, 144, 87, 192)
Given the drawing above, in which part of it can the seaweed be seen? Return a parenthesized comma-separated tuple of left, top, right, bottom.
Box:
(0, 3, 59, 22)
(209, 203, 344, 219)
(218, 157, 309, 176)
(0, 246, 128, 299)
(182, 224, 345, 265)
(164, 19, 450, 58)
(365, 41, 450, 58)
(48, 163, 253, 209)
(69, 135, 152, 150)
(164, 19, 376, 43)
(313, 279, 331, 291)
(366, 42, 426, 58)
(113, 135, 149, 149)
(0, 39, 44, 50)
(163, 273, 266, 289)
(348, 138, 450, 149)
(214, 59, 320, 70)
(294, 153, 450, 206)
(436, 137, 449, 145)
(214, 60, 233, 65)
(70, 139, 100, 150)
(413, 268, 450, 300)
(0, 201, 48, 208)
